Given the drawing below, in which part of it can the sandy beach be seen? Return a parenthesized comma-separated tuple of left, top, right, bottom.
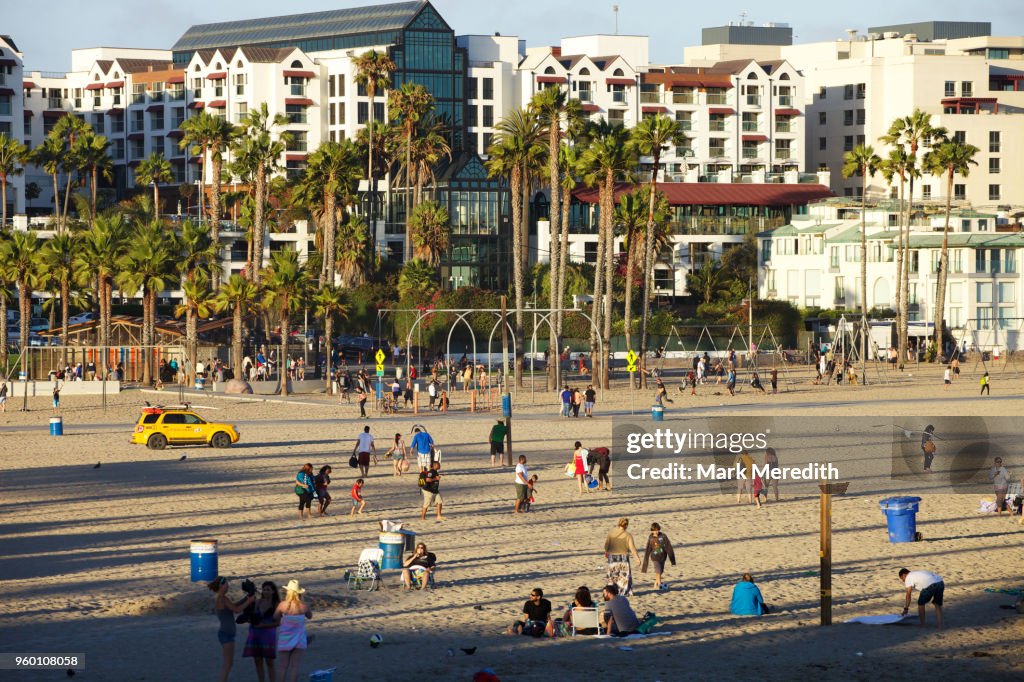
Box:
(2, 364, 1024, 681)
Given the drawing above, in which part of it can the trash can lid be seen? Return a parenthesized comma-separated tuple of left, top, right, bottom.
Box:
(879, 496, 922, 509)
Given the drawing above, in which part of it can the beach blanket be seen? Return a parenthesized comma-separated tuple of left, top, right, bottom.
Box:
(984, 588, 1023, 596)
(595, 632, 669, 640)
(844, 614, 914, 625)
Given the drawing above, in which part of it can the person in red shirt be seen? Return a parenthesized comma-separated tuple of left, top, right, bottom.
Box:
(350, 478, 366, 516)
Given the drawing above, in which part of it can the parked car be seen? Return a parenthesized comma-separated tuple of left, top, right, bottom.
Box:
(130, 405, 240, 450)
(29, 317, 49, 332)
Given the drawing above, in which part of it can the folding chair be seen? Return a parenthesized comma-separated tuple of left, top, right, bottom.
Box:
(570, 606, 602, 636)
(347, 548, 383, 591)
(408, 565, 436, 589)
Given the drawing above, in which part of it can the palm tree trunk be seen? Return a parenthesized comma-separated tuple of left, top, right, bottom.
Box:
(556, 187, 571, 336)
(624, 241, 635, 354)
(404, 128, 413, 262)
(210, 155, 222, 289)
(516, 174, 528, 387)
(547, 122, 561, 391)
(602, 172, 614, 389)
(933, 170, 954, 360)
(141, 286, 152, 386)
(186, 306, 197, 385)
(251, 168, 267, 282)
(509, 169, 525, 387)
(61, 278, 70, 364)
(590, 199, 605, 390)
(900, 174, 915, 367)
(325, 188, 337, 286)
(324, 314, 333, 395)
(52, 173, 61, 230)
(153, 184, 159, 217)
(61, 172, 74, 232)
(90, 166, 98, 224)
(0, 294, 7, 371)
(860, 173, 868, 383)
(232, 302, 243, 380)
(367, 92, 376, 258)
(19, 284, 29, 377)
(640, 159, 659, 388)
(1, 178, 7, 229)
(279, 299, 289, 397)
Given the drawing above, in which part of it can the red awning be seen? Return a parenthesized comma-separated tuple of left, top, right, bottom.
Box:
(536, 75, 566, 84)
(85, 82, 105, 90)
(207, 100, 226, 108)
(0, 87, 14, 96)
(580, 103, 600, 112)
(709, 107, 735, 115)
(206, 71, 226, 80)
(23, 81, 36, 89)
(573, 181, 834, 207)
(285, 153, 307, 162)
(43, 110, 66, 119)
(166, 75, 185, 84)
(147, 104, 164, 112)
(166, 130, 184, 138)
(941, 97, 997, 104)
(106, 80, 124, 89)
(605, 77, 635, 86)
(742, 134, 768, 142)
(0, 59, 16, 67)
(127, 132, 145, 141)
(23, 110, 33, 117)
(283, 70, 316, 79)
(285, 97, 314, 106)
(774, 108, 801, 116)
(642, 105, 669, 114)
(189, 101, 205, 109)
(108, 107, 123, 114)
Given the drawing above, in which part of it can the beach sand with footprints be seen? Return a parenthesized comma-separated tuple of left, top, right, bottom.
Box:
(2, 365, 1024, 680)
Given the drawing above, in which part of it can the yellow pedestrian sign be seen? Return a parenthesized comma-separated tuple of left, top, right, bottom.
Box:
(626, 349, 638, 373)
(375, 349, 386, 364)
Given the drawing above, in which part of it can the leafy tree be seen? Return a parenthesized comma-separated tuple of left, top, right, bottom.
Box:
(313, 284, 348, 394)
(0, 231, 41, 376)
(389, 83, 434, 261)
(409, 200, 450, 266)
(0, 132, 27, 230)
(134, 152, 173, 215)
(214, 274, 260, 379)
(261, 248, 312, 396)
(38, 232, 80, 361)
(353, 49, 397, 254)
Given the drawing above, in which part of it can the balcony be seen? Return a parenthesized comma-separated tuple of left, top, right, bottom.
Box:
(775, 121, 792, 133)
(709, 122, 726, 132)
(745, 95, 761, 107)
(131, 94, 145, 105)
(742, 149, 760, 160)
(707, 94, 728, 105)
(289, 84, 306, 97)
(577, 90, 592, 102)
(168, 90, 185, 102)
(775, 150, 792, 161)
(742, 122, 759, 132)
(611, 91, 628, 105)
(676, 120, 692, 131)
(708, 147, 726, 158)
(778, 96, 793, 107)
(640, 92, 661, 104)
(672, 93, 695, 104)
(47, 97, 62, 109)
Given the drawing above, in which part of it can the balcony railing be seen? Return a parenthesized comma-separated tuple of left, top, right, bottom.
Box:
(708, 147, 726, 157)
(742, 122, 759, 132)
(672, 93, 695, 104)
(287, 113, 307, 124)
(778, 96, 793, 106)
(742, 149, 759, 159)
(745, 95, 761, 106)
(131, 94, 145, 104)
(775, 150, 792, 160)
(707, 94, 728, 105)
(578, 90, 592, 102)
(709, 122, 726, 132)
(676, 120, 692, 131)
(640, 92, 660, 104)
(47, 97, 62, 109)
(611, 91, 627, 104)
(776, 121, 792, 133)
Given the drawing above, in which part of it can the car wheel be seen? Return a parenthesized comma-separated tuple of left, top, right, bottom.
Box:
(211, 432, 231, 449)
(147, 433, 168, 450)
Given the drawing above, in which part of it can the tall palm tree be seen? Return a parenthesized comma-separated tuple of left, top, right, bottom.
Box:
(409, 200, 449, 266)
(615, 186, 670, 354)
(312, 284, 348, 395)
(51, 114, 92, 231)
(233, 104, 291, 282)
(0, 231, 41, 377)
(175, 274, 215, 385)
(299, 140, 362, 286)
(29, 136, 65, 230)
(336, 215, 370, 288)
(487, 107, 544, 386)
(179, 111, 216, 223)
(353, 49, 396, 254)
(201, 114, 237, 288)
(74, 130, 112, 224)
(134, 152, 174, 216)
(177, 220, 219, 382)
(924, 140, 979, 358)
(261, 248, 311, 397)
(38, 232, 79, 362)
(214, 273, 260, 381)
(880, 109, 946, 366)
(0, 260, 12, 373)
(631, 114, 686, 384)
(408, 115, 451, 205)
(578, 119, 635, 387)
(390, 83, 434, 261)
(556, 142, 582, 339)
(880, 148, 910, 353)
(0, 133, 27, 230)
(75, 213, 128, 375)
(842, 144, 882, 383)
(117, 221, 174, 385)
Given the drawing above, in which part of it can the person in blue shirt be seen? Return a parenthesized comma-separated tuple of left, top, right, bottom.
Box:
(411, 426, 435, 470)
(730, 573, 769, 616)
(560, 386, 572, 418)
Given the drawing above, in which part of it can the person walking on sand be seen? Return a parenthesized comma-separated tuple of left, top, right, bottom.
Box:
(572, 441, 591, 495)
(295, 463, 315, 521)
(314, 465, 333, 517)
(641, 522, 677, 591)
(726, 368, 736, 396)
(764, 447, 780, 502)
(951, 356, 960, 382)
(989, 457, 1011, 515)
(489, 419, 508, 467)
(514, 455, 530, 514)
(943, 366, 951, 390)
(275, 580, 312, 682)
(355, 384, 368, 418)
(899, 568, 944, 628)
(560, 385, 572, 418)
(980, 371, 991, 396)
(208, 576, 256, 682)
(0, 381, 7, 413)
(52, 382, 61, 413)
(604, 518, 642, 596)
(584, 384, 596, 417)
(350, 478, 366, 516)
(411, 426, 435, 470)
(354, 425, 375, 478)
(387, 432, 408, 476)
(420, 460, 445, 521)
(921, 424, 937, 473)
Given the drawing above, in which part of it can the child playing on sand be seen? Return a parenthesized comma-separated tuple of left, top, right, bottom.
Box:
(523, 475, 538, 512)
(350, 479, 366, 516)
(753, 474, 767, 508)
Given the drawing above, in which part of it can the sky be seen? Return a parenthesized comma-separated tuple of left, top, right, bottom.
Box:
(6, 0, 1024, 72)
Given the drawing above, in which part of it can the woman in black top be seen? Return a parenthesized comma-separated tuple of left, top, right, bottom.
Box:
(315, 466, 332, 516)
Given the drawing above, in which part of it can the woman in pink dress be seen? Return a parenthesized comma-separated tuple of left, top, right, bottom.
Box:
(572, 441, 590, 495)
(274, 580, 312, 682)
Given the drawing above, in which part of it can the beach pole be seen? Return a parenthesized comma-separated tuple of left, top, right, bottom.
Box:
(501, 296, 512, 466)
(819, 482, 833, 625)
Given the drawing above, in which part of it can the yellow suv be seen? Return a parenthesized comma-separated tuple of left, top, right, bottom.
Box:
(131, 405, 240, 450)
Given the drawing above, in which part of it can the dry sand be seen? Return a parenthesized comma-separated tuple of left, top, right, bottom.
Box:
(2, 364, 1024, 681)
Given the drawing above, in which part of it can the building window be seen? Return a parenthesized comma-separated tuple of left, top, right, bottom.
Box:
(977, 281, 993, 302)
(856, 135, 865, 146)
(742, 112, 758, 132)
(954, 184, 966, 201)
(819, 137, 827, 150)
(761, 240, 772, 262)
(329, 75, 336, 98)
(234, 73, 246, 95)
(709, 114, 726, 132)
(961, 81, 973, 97)
(988, 48, 1010, 60)
(843, 110, 853, 126)
(856, 83, 866, 99)
(856, 109, 865, 125)
(834, 277, 845, 303)
(843, 136, 853, 152)
(584, 241, 598, 264)
(944, 81, 955, 97)
(285, 104, 306, 124)
(675, 111, 692, 130)
(952, 249, 963, 273)
(819, 85, 826, 99)
(843, 84, 854, 100)
(481, 132, 492, 152)
(989, 157, 1000, 174)
(921, 184, 931, 200)
(709, 138, 726, 157)
(989, 131, 1000, 153)
(830, 246, 839, 269)
(286, 77, 304, 97)
(287, 130, 307, 152)
(989, 184, 1000, 201)
(329, 102, 336, 126)
(466, 77, 477, 99)
(481, 105, 493, 128)
(149, 111, 163, 130)
(978, 307, 993, 330)
(482, 77, 493, 100)
(775, 139, 792, 160)
(953, 130, 966, 144)
(818, 111, 826, 125)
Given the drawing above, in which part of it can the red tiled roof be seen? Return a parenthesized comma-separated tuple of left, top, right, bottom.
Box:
(207, 100, 226, 108)
(742, 134, 768, 142)
(573, 182, 834, 207)
(206, 72, 227, 80)
(285, 97, 314, 106)
(775, 108, 801, 116)
(605, 77, 634, 86)
(536, 75, 566, 84)
(283, 70, 316, 78)
(709, 107, 735, 115)
(85, 82, 105, 90)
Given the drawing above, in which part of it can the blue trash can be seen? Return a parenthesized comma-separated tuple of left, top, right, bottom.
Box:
(879, 496, 922, 543)
(379, 532, 405, 570)
(49, 417, 63, 436)
(190, 539, 219, 581)
(195, 377, 205, 390)
(652, 405, 664, 422)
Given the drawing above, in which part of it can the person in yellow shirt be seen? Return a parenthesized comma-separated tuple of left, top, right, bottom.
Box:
(736, 450, 755, 504)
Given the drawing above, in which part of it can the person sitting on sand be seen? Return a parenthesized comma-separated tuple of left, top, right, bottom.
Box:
(510, 588, 552, 637)
(730, 573, 769, 616)
(602, 584, 640, 636)
(562, 586, 596, 634)
(401, 542, 437, 591)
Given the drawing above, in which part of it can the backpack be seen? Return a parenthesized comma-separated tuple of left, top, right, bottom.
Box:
(417, 471, 428, 488)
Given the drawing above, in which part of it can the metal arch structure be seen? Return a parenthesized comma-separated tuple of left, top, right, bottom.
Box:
(380, 307, 605, 396)
(486, 316, 518, 383)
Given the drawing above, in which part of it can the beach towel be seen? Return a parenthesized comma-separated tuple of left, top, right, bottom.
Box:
(844, 614, 914, 625)
(595, 632, 669, 640)
(984, 588, 1023, 596)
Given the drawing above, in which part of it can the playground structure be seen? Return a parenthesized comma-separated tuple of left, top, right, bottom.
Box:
(656, 323, 798, 391)
(951, 317, 1024, 378)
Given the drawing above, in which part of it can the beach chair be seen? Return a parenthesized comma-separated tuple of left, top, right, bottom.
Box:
(570, 606, 602, 636)
(347, 548, 383, 591)
(408, 565, 436, 589)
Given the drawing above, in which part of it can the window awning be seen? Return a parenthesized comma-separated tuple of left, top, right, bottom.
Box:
(709, 107, 735, 115)
(166, 75, 185, 84)
(0, 59, 17, 67)
(106, 80, 124, 89)
(283, 70, 316, 79)
(108, 107, 123, 114)
(43, 110, 66, 119)
(147, 104, 164, 113)
(23, 110, 33, 117)
(127, 132, 145, 141)
(605, 77, 635, 86)
(742, 134, 769, 142)
(189, 101, 205, 109)
(580, 103, 600, 112)
(536, 75, 566, 84)
(166, 130, 184, 138)
(285, 97, 314, 106)
(207, 100, 226, 108)
(774, 108, 801, 116)
(23, 81, 37, 90)
(206, 72, 227, 80)
(85, 82, 105, 91)
(0, 87, 15, 96)
(285, 153, 307, 162)
(642, 105, 669, 114)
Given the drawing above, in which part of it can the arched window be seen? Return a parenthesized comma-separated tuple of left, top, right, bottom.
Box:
(291, 59, 304, 68)
(114, 72, 120, 78)
(215, 62, 222, 69)
(613, 68, 624, 77)
(578, 67, 590, 76)
(194, 64, 201, 72)
(544, 66, 556, 75)
(779, 73, 790, 80)
(747, 72, 758, 80)
(237, 60, 243, 68)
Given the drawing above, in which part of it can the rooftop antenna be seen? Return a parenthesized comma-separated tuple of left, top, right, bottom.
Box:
(739, 9, 748, 25)
(613, 5, 619, 34)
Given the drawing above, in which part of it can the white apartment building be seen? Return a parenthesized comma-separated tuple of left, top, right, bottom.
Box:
(759, 198, 1023, 350)
(0, 34, 25, 220)
(686, 24, 1024, 212)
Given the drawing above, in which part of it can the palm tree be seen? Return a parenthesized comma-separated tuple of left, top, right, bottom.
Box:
(631, 114, 686, 384)
(176, 220, 219, 382)
(29, 136, 65, 230)
(842, 144, 882, 383)
(75, 213, 128, 375)
(117, 221, 175, 385)
(336, 215, 370, 288)
(0, 262, 12, 373)
(179, 111, 216, 223)
(616, 186, 670, 354)
(397, 259, 439, 301)
(38, 232, 79, 362)
(75, 130, 112, 224)
(175, 274, 215, 385)
(880, 109, 946, 366)
(390, 83, 434, 260)
(578, 119, 635, 387)
(134, 152, 173, 216)
(924, 140, 979, 358)
(879, 148, 910, 353)
(409, 200, 450, 266)
(298, 140, 362, 286)
(51, 115, 92, 231)
(0, 231, 41, 378)
(556, 142, 581, 339)
(214, 273, 260, 380)
(0, 133, 27, 230)
(408, 116, 452, 205)
(686, 261, 735, 306)
(201, 115, 237, 288)
(353, 49, 397, 253)
(233, 104, 291, 281)
(312, 284, 348, 395)
(261, 248, 311, 397)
